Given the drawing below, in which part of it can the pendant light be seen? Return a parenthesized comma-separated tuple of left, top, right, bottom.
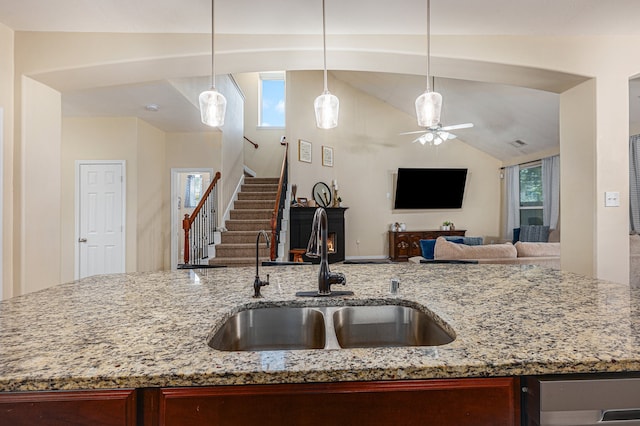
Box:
(314, 0, 339, 129)
(415, 0, 442, 129)
(199, 0, 227, 127)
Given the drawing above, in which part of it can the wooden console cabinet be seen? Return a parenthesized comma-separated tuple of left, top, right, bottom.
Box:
(388, 229, 466, 262)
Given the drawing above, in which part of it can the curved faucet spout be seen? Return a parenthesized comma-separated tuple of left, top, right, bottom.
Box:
(306, 208, 346, 295)
(253, 230, 270, 298)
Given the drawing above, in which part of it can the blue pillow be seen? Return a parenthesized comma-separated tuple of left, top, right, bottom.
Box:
(444, 236, 465, 243)
(512, 228, 521, 244)
(420, 237, 464, 259)
(419, 239, 437, 259)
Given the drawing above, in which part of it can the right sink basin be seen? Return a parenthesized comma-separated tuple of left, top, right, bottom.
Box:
(332, 305, 455, 348)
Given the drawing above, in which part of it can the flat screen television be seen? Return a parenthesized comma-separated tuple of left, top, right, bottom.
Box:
(394, 168, 468, 209)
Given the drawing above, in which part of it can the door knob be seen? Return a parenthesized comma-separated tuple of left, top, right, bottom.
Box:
(78, 238, 87, 243)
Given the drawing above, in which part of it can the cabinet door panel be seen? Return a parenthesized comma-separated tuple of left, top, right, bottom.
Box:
(159, 378, 518, 426)
(0, 389, 137, 426)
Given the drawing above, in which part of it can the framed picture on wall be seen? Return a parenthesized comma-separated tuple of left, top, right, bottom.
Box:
(298, 139, 312, 163)
(322, 146, 333, 167)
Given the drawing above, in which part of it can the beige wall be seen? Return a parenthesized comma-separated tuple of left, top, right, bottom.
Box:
(286, 71, 502, 258)
(61, 117, 139, 283)
(219, 75, 246, 222)
(165, 132, 221, 170)
(235, 72, 286, 177)
(21, 77, 61, 295)
(136, 120, 167, 272)
(0, 23, 13, 299)
(560, 80, 597, 277)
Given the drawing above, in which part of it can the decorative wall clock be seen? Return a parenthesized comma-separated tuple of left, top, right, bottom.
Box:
(312, 182, 332, 207)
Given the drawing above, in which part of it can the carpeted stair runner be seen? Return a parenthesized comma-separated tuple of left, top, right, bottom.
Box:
(209, 177, 279, 267)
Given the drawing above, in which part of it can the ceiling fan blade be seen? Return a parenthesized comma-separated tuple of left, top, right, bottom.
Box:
(399, 130, 426, 135)
(440, 123, 474, 131)
(447, 133, 457, 140)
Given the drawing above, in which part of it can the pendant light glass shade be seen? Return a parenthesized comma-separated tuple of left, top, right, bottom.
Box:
(314, 90, 339, 129)
(200, 0, 226, 128)
(415, 90, 442, 128)
(415, 0, 442, 129)
(200, 87, 227, 127)
(315, 0, 339, 129)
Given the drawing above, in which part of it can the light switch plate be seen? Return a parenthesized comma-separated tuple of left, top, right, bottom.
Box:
(605, 191, 620, 207)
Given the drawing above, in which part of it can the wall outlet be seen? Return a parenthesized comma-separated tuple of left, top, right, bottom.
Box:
(605, 191, 620, 207)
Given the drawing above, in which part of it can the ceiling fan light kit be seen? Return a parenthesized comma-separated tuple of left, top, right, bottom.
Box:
(314, 0, 339, 129)
(199, 0, 227, 127)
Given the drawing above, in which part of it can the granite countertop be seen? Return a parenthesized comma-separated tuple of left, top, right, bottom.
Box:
(1, 263, 640, 392)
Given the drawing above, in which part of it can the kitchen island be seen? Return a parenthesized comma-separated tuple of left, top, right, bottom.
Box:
(1, 263, 640, 424)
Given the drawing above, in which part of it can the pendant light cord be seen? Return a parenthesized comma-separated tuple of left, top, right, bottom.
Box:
(426, 0, 431, 92)
(322, 0, 328, 92)
(211, 0, 216, 89)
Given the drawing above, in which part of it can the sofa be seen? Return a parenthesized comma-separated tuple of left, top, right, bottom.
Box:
(409, 236, 561, 269)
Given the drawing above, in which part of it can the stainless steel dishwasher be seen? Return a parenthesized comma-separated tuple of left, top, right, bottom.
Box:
(523, 375, 640, 425)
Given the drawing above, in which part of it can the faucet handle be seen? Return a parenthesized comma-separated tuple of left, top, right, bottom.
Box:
(253, 274, 270, 298)
(328, 271, 346, 286)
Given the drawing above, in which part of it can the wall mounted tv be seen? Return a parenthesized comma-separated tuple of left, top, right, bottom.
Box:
(394, 168, 468, 209)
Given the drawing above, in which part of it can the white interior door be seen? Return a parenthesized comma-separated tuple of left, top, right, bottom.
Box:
(77, 162, 125, 279)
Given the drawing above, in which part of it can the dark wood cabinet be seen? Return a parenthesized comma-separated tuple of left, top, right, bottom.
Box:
(156, 378, 519, 426)
(0, 389, 137, 426)
(289, 207, 347, 264)
(388, 229, 466, 262)
(0, 377, 519, 425)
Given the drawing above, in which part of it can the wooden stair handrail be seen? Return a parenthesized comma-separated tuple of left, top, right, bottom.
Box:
(270, 144, 289, 260)
(244, 136, 259, 149)
(182, 171, 221, 264)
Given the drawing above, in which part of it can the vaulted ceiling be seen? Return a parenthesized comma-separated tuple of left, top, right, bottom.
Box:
(3, 0, 640, 162)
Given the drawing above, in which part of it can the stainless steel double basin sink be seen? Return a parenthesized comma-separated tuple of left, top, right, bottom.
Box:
(208, 304, 455, 351)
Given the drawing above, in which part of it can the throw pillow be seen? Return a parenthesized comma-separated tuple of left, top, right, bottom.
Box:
(512, 228, 520, 244)
(419, 239, 437, 260)
(463, 236, 484, 246)
(519, 225, 550, 242)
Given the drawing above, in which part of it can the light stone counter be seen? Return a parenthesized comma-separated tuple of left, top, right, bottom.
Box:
(1, 263, 640, 392)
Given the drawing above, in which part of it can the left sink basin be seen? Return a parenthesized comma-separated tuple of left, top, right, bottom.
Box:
(209, 307, 326, 351)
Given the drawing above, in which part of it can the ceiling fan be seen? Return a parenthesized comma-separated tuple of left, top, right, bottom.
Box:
(400, 122, 474, 146)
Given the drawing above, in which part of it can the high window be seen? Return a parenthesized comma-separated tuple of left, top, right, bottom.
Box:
(259, 72, 285, 128)
(519, 163, 543, 225)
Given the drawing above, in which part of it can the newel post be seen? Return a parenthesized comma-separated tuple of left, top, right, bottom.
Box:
(182, 214, 191, 264)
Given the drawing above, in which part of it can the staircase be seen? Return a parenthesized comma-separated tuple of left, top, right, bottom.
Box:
(209, 177, 280, 267)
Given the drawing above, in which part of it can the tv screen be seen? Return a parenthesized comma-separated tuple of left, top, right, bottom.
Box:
(394, 168, 468, 209)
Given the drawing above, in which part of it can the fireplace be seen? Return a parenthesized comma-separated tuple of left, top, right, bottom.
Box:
(327, 232, 336, 254)
(289, 207, 347, 264)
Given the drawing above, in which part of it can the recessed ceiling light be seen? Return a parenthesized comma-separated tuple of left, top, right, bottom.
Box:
(145, 104, 160, 112)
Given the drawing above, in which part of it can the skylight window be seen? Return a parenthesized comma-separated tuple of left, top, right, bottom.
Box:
(259, 72, 285, 128)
